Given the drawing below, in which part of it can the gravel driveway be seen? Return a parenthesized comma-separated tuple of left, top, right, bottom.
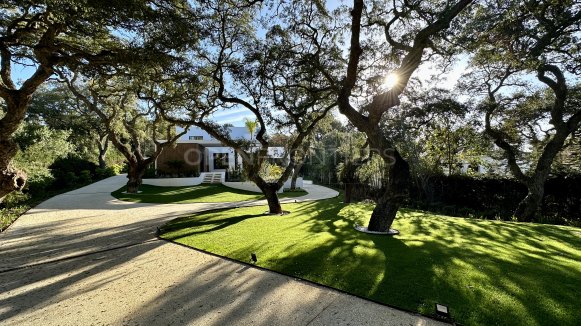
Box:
(0, 175, 445, 326)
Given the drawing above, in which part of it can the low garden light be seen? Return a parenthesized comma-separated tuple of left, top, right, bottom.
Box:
(250, 253, 257, 264)
(435, 303, 450, 318)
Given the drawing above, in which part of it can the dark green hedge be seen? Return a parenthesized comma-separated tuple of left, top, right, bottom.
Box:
(341, 174, 581, 225)
(409, 175, 580, 225)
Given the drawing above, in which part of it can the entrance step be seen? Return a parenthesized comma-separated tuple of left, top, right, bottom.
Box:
(200, 172, 224, 184)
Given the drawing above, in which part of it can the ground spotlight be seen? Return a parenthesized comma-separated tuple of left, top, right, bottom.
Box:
(435, 303, 450, 318)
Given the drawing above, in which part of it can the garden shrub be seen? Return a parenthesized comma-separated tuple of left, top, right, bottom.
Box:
(63, 171, 79, 187)
(259, 162, 284, 182)
(110, 163, 124, 175)
(155, 169, 168, 178)
(78, 170, 92, 184)
(50, 156, 98, 176)
(95, 167, 117, 179)
(143, 166, 157, 178)
(26, 174, 55, 194)
(2, 191, 31, 208)
(50, 156, 98, 187)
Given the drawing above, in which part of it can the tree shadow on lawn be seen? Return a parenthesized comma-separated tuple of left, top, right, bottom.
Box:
(208, 200, 580, 326)
(161, 211, 263, 238)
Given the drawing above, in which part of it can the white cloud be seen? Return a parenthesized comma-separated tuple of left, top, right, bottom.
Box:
(215, 111, 255, 126)
(211, 106, 251, 118)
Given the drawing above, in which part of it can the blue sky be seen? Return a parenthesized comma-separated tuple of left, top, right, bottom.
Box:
(9, 55, 468, 129)
(9, 0, 467, 128)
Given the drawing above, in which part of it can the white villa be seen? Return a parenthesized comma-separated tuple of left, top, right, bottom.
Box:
(155, 126, 285, 173)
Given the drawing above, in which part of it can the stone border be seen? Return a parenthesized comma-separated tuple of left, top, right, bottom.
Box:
(142, 176, 202, 187)
(263, 210, 291, 216)
(354, 224, 400, 235)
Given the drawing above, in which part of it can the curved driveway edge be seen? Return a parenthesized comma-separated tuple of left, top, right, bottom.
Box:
(0, 175, 445, 326)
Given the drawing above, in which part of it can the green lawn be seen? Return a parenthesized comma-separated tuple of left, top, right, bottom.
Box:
(159, 196, 581, 326)
(112, 184, 307, 203)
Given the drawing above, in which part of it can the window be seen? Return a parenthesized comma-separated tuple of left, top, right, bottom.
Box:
(189, 136, 203, 140)
(213, 153, 229, 169)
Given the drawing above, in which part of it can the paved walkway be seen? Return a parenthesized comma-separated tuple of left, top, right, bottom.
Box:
(0, 176, 445, 325)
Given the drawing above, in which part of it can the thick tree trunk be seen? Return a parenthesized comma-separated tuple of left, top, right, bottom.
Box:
(368, 195, 400, 232)
(0, 164, 26, 203)
(367, 149, 410, 232)
(126, 163, 148, 193)
(0, 97, 32, 203)
(341, 161, 359, 204)
(98, 153, 107, 170)
(514, 181, 544, 222)
(256, 181, 283, 214)
(344, 183, 353, 203)
(264, 185, 283, 214)
(0, 138, 26, 202)
(290, 163, 303, 190)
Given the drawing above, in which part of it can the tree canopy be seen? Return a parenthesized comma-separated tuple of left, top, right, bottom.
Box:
(0, 0, 193, 201)
(459, 0, 581, 220)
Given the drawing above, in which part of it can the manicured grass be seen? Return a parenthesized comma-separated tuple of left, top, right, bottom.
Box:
(112, 184, 307, 203)
(160, 197, 581, 326)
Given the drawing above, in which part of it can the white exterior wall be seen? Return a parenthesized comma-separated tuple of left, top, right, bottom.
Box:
(178, 126, 254, 142)
(202, 146, 286, 172)
(143, 177, 202, 187)
(205, 147, 239, 172)
(222, 177, 303, 193)
(174, 127, 288, 172)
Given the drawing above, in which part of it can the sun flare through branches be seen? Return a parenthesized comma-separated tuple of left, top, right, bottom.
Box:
(382, 73, 399, 90)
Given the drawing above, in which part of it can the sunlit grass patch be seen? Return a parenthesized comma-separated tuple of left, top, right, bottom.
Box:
(112, 184, 306, 203)
(160, 197, 581, 325)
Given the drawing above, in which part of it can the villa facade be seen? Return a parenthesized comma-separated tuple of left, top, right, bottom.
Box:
(155, 127, 285, 174)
